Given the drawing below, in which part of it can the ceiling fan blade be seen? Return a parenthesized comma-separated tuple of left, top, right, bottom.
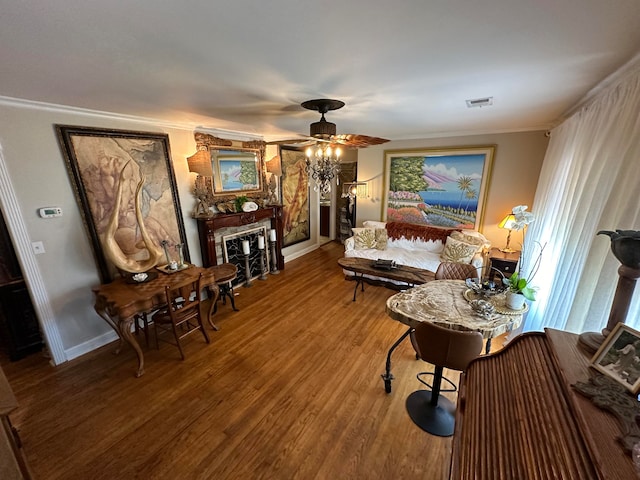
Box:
(331, 134, 390, 148)
(267, 136, 332, 146)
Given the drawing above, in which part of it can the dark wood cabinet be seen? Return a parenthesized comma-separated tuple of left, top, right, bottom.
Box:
(0, 283, 43, 361)
(197, 206, 284, 270)
(0, 211, 42, 361)
(488, 247, 520, 281)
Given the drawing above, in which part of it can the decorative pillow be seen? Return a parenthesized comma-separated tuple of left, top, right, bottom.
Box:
(460, 229, 492, 250)
(440, 236, 478, 263)
(363, 220, 387, 230)
(450, 231, 485, 253)
(375, 228, 388, 250)
(352, 228, 377, 250)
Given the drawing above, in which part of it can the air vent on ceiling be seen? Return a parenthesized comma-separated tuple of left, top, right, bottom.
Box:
(466, 97, 493, 108)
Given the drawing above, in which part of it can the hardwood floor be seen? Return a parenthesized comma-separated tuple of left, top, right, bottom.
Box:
(2, 242, 505, 479)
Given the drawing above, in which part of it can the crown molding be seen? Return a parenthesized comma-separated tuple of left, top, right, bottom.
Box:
(555, 51, 640, 127)
(0, 95, 261, 141)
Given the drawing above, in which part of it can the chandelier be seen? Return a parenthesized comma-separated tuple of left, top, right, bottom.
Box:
(305, 144, 342, 195)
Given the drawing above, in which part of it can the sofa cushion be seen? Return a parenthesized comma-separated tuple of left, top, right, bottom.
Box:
(460, 229, 492, 250)
(352, 228, 387, 250)
(375, 228, 388, 250)
(363, 220, 387, 230)
(450, 231, 485, 253)
(352, 228, 377, 249)
(440, 236, 478, 263)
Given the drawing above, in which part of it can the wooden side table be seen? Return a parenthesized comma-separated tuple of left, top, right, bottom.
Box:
(488, 248, 520, 282)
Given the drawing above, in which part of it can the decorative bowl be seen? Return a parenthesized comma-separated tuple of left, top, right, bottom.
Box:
(469, 299, 496, 319)
(465, 278, 506, 297)
(132, 273, 148, 282)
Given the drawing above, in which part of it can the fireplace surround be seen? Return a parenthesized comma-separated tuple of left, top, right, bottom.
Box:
(196, 206, 284, 273)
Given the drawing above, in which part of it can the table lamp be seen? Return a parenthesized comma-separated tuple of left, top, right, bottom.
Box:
(498, 213, 517, 253)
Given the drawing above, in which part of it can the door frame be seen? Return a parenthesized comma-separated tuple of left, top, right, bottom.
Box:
(0, 147, 66, 365)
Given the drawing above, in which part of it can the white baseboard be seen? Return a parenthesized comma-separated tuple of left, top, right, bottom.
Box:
(64, 330, 119, 361)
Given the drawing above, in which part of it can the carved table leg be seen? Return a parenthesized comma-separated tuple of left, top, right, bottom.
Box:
(119, 316, 145, 377)
(94, 305, 124, 354)
(205, 284, 221, 331)
(94, 304, 144, 377)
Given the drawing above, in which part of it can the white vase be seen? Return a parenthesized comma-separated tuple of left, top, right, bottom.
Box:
(506, 291, 525, 310)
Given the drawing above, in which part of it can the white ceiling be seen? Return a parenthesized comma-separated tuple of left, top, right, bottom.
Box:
(1, 1, 639, 143)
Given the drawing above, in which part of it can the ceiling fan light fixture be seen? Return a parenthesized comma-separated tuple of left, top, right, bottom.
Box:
(310, 117, 337, 137)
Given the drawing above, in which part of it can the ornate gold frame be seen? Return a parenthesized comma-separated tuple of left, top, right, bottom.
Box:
(193, 132, 268, 210)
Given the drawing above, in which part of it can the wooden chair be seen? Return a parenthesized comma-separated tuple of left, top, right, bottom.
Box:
(151, 273, 210, 359)
(406, 321, 483, 437)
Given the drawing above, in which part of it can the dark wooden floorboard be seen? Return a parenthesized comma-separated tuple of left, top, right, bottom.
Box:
(3, 241, 505, 479)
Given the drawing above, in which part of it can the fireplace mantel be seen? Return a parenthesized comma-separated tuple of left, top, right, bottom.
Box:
(196, 206, 284, 270)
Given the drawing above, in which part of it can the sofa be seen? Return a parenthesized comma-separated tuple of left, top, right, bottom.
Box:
(343, 220, 490, 286)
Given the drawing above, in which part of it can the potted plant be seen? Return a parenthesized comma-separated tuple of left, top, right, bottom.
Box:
(501, 205, 545, 309)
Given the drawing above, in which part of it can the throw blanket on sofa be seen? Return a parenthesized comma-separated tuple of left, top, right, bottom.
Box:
(386, 222, 458, 244)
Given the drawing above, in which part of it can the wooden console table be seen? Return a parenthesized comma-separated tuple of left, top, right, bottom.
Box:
(92, 266, 218, 377)
(197, 206, 284, 270)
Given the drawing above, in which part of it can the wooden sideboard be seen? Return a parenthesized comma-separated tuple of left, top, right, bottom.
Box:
(196, 206, 284, 270)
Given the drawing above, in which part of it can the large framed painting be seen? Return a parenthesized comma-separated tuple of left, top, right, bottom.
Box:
(383, 145, 495, 230)
(280, 146, 310, 247)
(56, 125, 189, 283)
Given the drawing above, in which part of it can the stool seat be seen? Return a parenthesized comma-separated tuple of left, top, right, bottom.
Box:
(210, 263, 238, 284)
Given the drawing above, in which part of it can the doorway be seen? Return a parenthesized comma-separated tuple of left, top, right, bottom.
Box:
(0, 210, 43, 361)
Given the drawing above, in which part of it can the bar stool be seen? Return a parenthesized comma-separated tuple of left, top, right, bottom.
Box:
(201, 263, 238, 330)
(406, 321, 483, 437)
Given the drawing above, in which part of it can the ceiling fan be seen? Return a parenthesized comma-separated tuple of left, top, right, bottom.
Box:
(269, 99, 389, 148)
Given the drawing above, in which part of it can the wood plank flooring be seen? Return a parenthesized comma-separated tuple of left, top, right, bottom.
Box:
(2, 242, 505, 479)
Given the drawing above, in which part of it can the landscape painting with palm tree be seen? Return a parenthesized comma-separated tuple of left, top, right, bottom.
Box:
(384, 147, 494, 230)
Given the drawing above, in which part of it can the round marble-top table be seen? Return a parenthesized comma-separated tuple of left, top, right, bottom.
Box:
(382, 279, 525, 393)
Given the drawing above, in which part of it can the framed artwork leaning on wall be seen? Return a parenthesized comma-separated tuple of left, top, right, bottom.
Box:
(56, 125, 189, 283)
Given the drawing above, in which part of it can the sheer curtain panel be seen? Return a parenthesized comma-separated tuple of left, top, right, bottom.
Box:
(523, 56, 640, 333)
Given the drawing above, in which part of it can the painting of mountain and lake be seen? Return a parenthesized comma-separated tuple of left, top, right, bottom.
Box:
(383, 146, 495, 231)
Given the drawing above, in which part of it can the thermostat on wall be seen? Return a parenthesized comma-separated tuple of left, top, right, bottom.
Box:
(39, 207, 63, 218)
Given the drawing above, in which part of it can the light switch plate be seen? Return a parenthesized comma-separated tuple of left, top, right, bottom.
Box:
(32, 241, 45, 254)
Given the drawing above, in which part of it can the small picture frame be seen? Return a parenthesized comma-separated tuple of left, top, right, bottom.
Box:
(590, 322, 640, 394)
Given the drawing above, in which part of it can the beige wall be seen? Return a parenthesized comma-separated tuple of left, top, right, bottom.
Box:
(0, 96, 548, 361)
(355, 131, 549, 247)
(0, 100, 204, 359)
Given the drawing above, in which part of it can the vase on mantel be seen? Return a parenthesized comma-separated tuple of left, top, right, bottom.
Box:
(506, 291, 525, 310)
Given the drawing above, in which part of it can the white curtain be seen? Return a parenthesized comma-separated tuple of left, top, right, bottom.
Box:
(523, 57, 640, 334)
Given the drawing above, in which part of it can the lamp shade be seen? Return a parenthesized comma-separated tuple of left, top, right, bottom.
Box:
(187, 149, 213, 176)
(498, 213, 517, 230)
(266, 154, 282, 176)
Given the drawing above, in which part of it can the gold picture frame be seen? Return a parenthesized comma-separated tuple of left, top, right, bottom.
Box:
(56, 125, 189, 283)
(382, 145, 495, 231)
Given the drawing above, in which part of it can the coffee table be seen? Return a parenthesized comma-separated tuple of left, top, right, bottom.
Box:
(338, 257, 435, 301)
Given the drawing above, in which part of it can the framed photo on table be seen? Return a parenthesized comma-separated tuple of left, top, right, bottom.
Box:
(383, 145, 495, 230)
(56, 125, 189, 283)
(591, 322, 640, 394)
